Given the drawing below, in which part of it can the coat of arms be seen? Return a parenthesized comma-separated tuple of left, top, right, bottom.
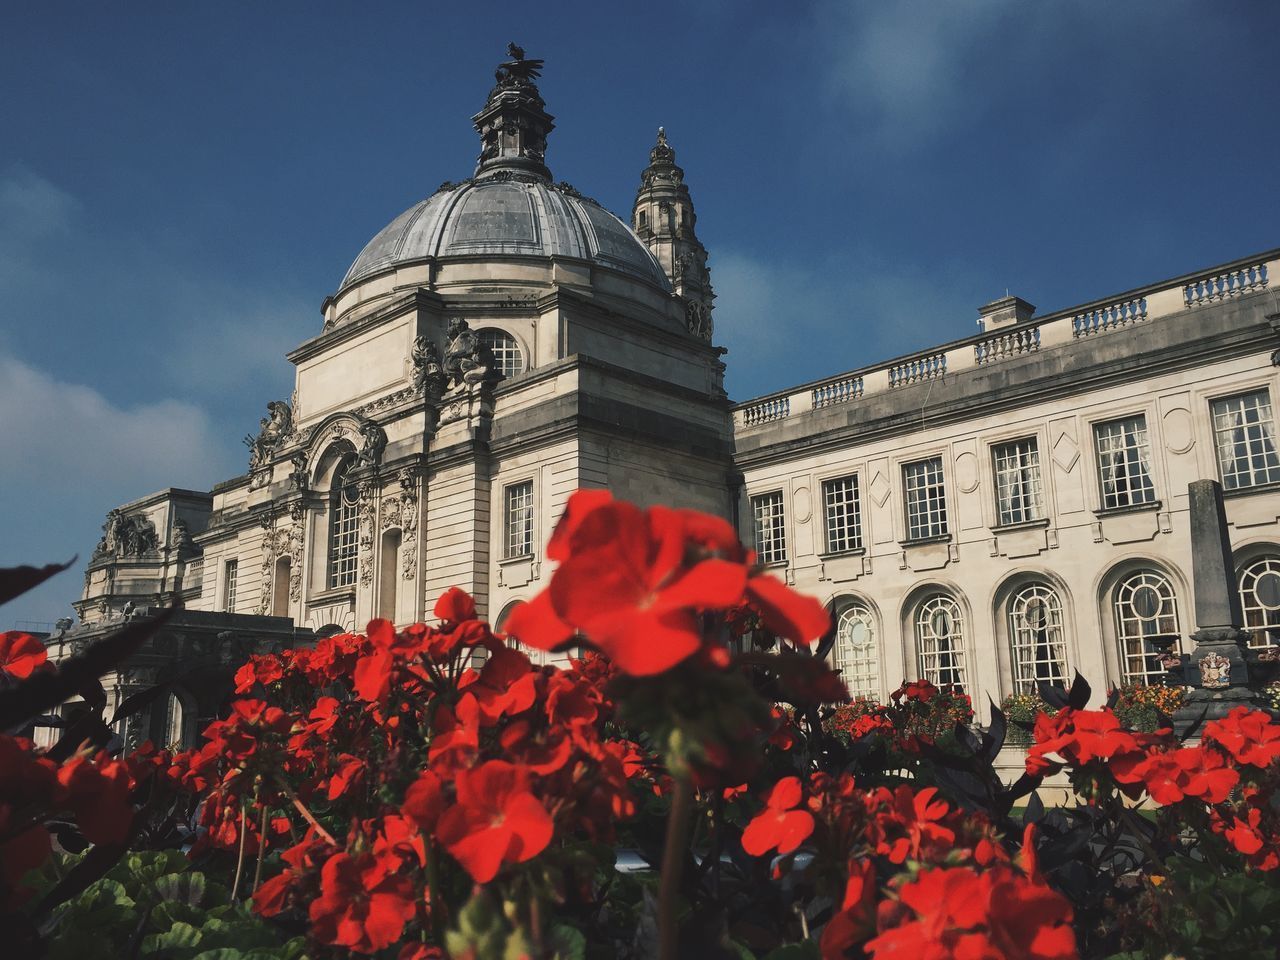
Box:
(1199, 651, 1231, 689)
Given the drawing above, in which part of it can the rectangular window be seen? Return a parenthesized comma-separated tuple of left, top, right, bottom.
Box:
(903, 457, 948, 540)
(823, 475, 862, 553)
(1094, 415, 1156, 509)
(751, 491, 787, 564)
(329, 477, 361, 589)
(992, 437, 1044, 526)
(504, 480, 535, 559)
(223, 559, 238, 613)
(1212, 389, 1280, 490)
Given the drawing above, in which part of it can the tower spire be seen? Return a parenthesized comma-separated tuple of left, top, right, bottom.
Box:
(632, 127, 715, 341)
(472, 43, 555, 181)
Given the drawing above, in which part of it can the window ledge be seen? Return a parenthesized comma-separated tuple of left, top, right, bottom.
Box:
(1223, 481, 1280, 500)
(757, 558, 790, 570)
(1093, 500, 1162, 518)
(990, 517, 1050, 534)
(309, 587, 356, 605)
(899, 533, 952, 548)
(498, 552, 535, 566)
(818, 547, 867, 560)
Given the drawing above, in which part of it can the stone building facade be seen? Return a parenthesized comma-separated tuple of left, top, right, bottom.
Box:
(59, 50, 1280, 745)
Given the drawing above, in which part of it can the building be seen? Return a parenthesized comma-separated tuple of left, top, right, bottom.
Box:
(56, 49, 1280, 746)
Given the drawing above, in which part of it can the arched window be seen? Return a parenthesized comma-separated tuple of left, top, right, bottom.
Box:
(1239, 556, 1280, 652)
(328, 457, 360, 589)
(914, 594, 967, 689)
(476, 328, 524, 380)
(1113, 570, 1181, 684)
(831, 603, 878, 699)
(1008, 584, 1068, 692)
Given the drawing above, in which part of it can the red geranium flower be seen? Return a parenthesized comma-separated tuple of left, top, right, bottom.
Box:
(1204, 707, 1280, 769)
(436, 760, 553, 882)
(742, 776, 815, 856)
(0, 632, 47, 680)
(820, 858, 877, 956)
(308, 851, 417, 954)
(1136, 746, 1238, 805)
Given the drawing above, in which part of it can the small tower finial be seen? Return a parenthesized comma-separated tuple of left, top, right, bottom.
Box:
(472, 45, 555, 180)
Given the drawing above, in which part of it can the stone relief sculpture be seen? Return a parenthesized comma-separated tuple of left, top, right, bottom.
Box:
(170, 517, 194, 551)
(443, 318, 494, 390)
(289, 452, 310, 492)
(495, 42, 544, 87)
(399, 468, 420, 581)
(357, 419, 388, 468)
(357, 482, 377, 587)
(410, 336, 447, 400)
(244, 400, 293, 472)
(94, 509, 159, 559)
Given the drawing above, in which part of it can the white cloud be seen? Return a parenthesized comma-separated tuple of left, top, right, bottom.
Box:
(0, 167, 79, 239)
(0, 351, 241, 626)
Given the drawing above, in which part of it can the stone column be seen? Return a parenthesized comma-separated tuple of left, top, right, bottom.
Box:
(1173, 480, 1264, 734)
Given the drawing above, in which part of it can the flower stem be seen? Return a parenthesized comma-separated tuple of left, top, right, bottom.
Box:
(658, 774, 693, 960)
(230, 801, 248, 901)
(251, 798, 269, 894)
(274, 775, 337, 846)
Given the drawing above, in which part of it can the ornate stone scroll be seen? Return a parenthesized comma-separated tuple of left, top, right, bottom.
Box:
(357, 481, 377, 587)
(399, 468, 420, 581)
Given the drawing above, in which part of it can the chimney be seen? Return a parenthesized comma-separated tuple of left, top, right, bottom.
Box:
(978, 295, 1036, 333)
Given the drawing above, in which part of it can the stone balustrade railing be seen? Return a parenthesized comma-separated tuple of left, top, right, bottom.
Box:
(733, 249, 1280, 430)
(813, 375, 864, 408)
(975, 326, 1040, 364)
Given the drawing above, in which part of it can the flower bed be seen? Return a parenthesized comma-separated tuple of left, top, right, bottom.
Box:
(2, 493, 1279, 959)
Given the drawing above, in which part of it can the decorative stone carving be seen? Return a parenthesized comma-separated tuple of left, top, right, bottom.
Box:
(411, 336, 447, 400)
(399, 468, 420, 581)
(244, 400, 293, 472)
(1199, 651, 1231, 689)
(289, 452, 309, 492)
(443, 318, 495, 390)
(381, 495, 402, 531)
(94, 509, 159, 559)
(288, 502, 305, 604)
(357, 419, 388, 468)
(170, 517, 194, 551)
(357, 481, 377, 587)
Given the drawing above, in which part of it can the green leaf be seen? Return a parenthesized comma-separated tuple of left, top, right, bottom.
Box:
(548, 923, 587, 960)
(761, 944, 820, 960)
(141, 921, 203, 956)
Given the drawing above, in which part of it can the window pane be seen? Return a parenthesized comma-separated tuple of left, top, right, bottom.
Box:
(1239, 556, 1280, 652)
(914, 594, 966, 689)
(329, 461, 360, 588)
(1008, 583, 1067, 693)
(823, 475, 862, 552)
(832, 603, 877, 698)
(224, 559, 238, 613)
(903, 457, 948, 540)
(504, 481, 535, 558)
(1094, 416, 1155, 509)
(751, 491, 787, 564)
(993, 438, 1043, 526)
(1212, 390, 1280, 490)
(1113, 571, 1180, 683)
(477, 329, 524, 380)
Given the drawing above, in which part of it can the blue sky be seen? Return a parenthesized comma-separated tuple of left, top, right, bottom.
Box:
(2, 0, 1277, 626)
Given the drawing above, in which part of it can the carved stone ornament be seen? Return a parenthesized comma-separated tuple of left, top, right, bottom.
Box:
(94, 509, 159, 559)
(170, 517, 194, 551)
(411, 336, 447, 400)
(1199, 651, 1232, 689)
(357, 419, 388, 469)
(243, 399, 293, 472)
(289, 452, 309, 492)
(400, 468, 420, 581)
(382, 495, 402, 531)
(358, 482, 377, 587)
(443, 317, 495, 390)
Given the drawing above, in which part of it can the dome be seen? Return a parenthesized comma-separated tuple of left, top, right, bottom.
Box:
(339, 176, 671, 294)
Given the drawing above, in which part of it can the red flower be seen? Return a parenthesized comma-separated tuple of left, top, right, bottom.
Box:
(56, 754, 133, 845)
(742, 776, 815, 856)
(1136, 746, 1238, 805)
(436, 760, 553, 882)
(867, 786, 955, 865)
(0, 632, 47, 680)
(865, 864, 1077, 960)
(506, 491, 827, 675)
(820, 858, 877, 957)
(308, 851, 417, 954)
(233, 654, 284, 694)
(434, 586, 477, 624)
(1204, 707, 1280, 769)
(402, 770, 445, 833)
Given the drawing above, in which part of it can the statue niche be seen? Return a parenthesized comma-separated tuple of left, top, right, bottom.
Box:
(356, 419, 388, 468)
(410, 336, 447, 401)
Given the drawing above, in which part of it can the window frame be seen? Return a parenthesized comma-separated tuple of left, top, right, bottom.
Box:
(830, 600, 879, 700)
(1006, 582, 1069, 694)
(327, 457, 361, 590)
(991, 436, 1045, 527)
(475, 327, 526, 381)
(1209, 387, 1280, 492)
(912, 592, 967, 690)
(1111, 568, 1182, 685)
(223, 558, 238, 614)
(1091, 412, 1158, 512)
(1238, 554, 1280, 652)
(901, 455, 949, 542)
(821, 473, 864, 555)
(502, 478, 536, 560)
(749, 489, 788, 565)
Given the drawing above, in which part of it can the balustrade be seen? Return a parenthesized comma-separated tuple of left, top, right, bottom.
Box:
(742, 396, 790, 425)
(974, 327, 1040, 364)
(812, 376, 864, 408)
(1184, 262, 1268, 307)
(1072, 297, 1147, 337)
(888, 353, 946, 388)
